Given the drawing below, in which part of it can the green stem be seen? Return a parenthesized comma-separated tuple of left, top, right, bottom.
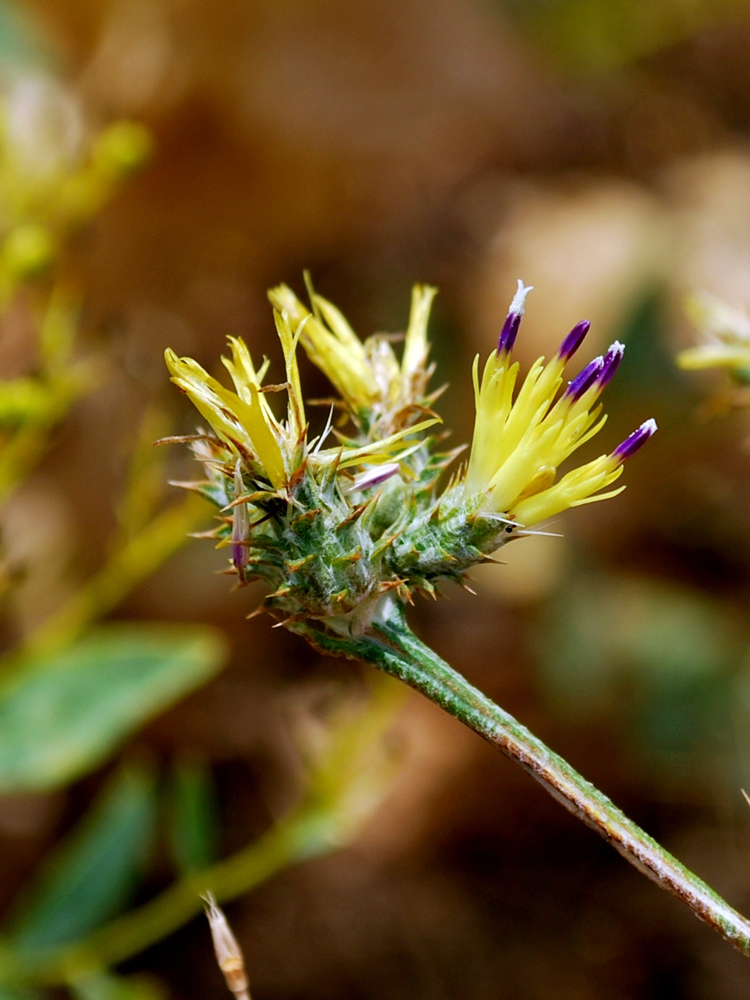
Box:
(296, 597, 750, 957)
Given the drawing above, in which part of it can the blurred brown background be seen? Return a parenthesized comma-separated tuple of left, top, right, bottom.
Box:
(7, 0, 750, 996)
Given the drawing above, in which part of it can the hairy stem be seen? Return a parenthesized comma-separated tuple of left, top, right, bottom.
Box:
(297, 598, 750, 956)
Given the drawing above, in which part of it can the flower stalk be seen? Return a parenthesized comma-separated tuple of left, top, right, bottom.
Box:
(294, 598, 750, 957)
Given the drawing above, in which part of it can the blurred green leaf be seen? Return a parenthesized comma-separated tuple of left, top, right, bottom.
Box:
(6, 765, 157, 953)
(0, 624, 227, 793)
(116, 407, 172, 543)
(0, 987, 40, 1000)
(168, 756, 219, 874)
(539, 574, 742, 767)
(608, 286, 678, 397)
(503, 0, 748, 72)
(0, 0, 47, 70)
(70, 970, 163, 1000)
(615, 579, 732, 684)
(540, 574, 739, 709)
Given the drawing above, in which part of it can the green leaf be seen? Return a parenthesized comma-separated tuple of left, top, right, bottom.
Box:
(0, 624, 227, 793)
(168, 756, 219, 874)
(6, 766, 158, 953)
(0, 988, 41, 1000)
(503, 0, 744, 73)
(0, 0, 47, 70)
(70, 970, 164, 1000)
(540, 574, 739, 711)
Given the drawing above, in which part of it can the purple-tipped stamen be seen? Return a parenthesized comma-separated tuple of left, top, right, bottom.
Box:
(232, 462, 250, 575)
(612, 418, 658, 462)
(232, 539, 248, 574)
(344, 461, 400, 495)
(565, 356, 604, 401)
(497, 279, 533, 354)
(597, 340, 625, 388)
(557, 320, 590, 362)
(232, 510, 249, 575)
(497, 312, 522, 355)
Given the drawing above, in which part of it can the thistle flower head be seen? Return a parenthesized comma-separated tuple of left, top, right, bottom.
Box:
(165, 279, 654, 629)
(465, 284, 655, 528)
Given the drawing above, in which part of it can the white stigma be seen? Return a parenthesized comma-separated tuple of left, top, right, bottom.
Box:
(509, 279, 534, 316)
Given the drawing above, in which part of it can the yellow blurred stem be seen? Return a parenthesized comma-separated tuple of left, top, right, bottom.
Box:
(0, 423, 55, 506)
(0, 369, 95, 507)
(3, 674, 406, 986)
(19, 493, 210, 661)
(115, 407, 174, 542)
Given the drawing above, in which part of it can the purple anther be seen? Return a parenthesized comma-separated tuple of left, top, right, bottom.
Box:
(232, 539, 248, 574)
(565, 356, 604, 401)
(612, 418, 657, 462)
(557, 320, 590, 362)
(344, 461, 400, 494)
(597, 341, 625, 388)
(232, 461, 250, 576)
(232, 502, 250, 575)
(497, 280, 533, 354)
(497, 312, 522, 354)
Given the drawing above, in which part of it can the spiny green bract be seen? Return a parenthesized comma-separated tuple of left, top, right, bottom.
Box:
(187, 434, 512, 628)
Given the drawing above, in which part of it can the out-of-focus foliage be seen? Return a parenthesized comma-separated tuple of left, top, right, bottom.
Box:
(541, 574, 738, 712)
(0, 625, 225, 792)
(69, 971, 162, 1000)
(0, 79, 150, 297)
(0, 69, 222, 798)
(167, 756, 220, 876)
(680, 294, 750, 368)
(0, 674, 403, 990)
(0, 69, 150, 506)
(504, 0, 749, 71)
(6, 765, 158, 953)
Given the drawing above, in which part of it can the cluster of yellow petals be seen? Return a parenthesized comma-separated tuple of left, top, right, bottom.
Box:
(268, 281, 436, 426)
(464, 283, 645, 527)
(165, 333, 295, 492)
(165, 290, 441, 494)
(467, 349, 624, 526)
(677, 292, 750, 374)
(166, 279, 655, 532)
